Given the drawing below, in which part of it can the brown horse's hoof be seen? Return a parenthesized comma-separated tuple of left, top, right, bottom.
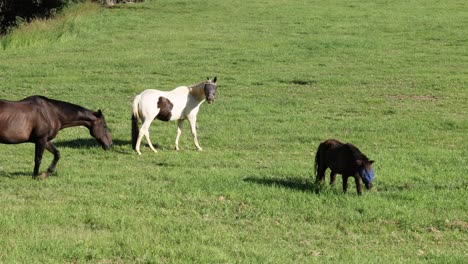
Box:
(35, 172, 49, 180)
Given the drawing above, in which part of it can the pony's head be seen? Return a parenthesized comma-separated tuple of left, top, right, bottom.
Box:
(90, 110, 113, 150)
(204, 77, 217, 104)
(358, 160, 375, 190)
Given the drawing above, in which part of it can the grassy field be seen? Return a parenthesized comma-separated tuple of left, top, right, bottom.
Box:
(0, 0, 467, 262)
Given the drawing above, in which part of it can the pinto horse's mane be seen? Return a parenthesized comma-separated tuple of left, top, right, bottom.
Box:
(188, 79, 215, 90)
(346, 143, 370, 162)
(188, 81, 206, 89)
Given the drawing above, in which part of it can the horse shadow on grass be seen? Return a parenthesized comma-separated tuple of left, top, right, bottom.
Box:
(1, 139, 134, 178)
(54, 138, 132, 154)
(54, 138, 129, 148)
(0, 171, 32, 178)
(243, 176, 323, 194)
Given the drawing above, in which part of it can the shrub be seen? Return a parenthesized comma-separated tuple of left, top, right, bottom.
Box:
(0, 0, 84, 34)
(0, 0, 144, 34)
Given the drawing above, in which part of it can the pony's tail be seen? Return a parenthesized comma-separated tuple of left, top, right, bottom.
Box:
(131, 95, 140, 150)
(314, 142, 324, 181)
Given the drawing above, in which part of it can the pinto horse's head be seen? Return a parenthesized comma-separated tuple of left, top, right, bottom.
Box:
(90, 110, 113, 150)
(358, 160, 375, 190)
(204, 77, 217, 104)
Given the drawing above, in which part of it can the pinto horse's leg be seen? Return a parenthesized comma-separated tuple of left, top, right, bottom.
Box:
(135, 129, 144, 155)
(187, 116, 202, 151)
(33, 140, 46, 179)
(144, 130, 158, 153)
(45, 141, 60, 176)
(354, 173, 363, 196)
(135, 119, 156, 155)
(175, 119, 184, 151)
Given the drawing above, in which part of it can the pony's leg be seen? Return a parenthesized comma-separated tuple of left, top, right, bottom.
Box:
(354, 173, 363, 196)
(187, 116, 202, 151)
(330, 171, 337, 185)
(33, 140, 46, 179)
(175, 119, 184, 151)
(45, 141, 60, 176)
(315, 165, 326, 183)
(342, 175, 349, 193)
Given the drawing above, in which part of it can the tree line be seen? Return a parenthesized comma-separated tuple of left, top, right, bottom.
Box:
(0, 0, 143, 35)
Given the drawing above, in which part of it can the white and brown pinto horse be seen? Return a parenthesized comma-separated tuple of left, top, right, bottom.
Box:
(131, 77, 217, 155)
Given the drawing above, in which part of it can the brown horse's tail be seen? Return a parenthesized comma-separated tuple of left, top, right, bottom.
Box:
(131, 95, 140, 150)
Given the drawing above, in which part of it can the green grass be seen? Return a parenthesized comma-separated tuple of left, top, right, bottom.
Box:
(0, 0, 467, 262)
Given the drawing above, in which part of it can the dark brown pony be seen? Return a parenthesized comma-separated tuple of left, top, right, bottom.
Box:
(0, 95, 113, 179)
(314, 139, 375, 195)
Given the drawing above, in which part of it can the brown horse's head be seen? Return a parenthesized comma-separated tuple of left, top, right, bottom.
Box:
(204, 77, 217, 104)
(90, 110, 113, 150)
(358, 159, 375, 190)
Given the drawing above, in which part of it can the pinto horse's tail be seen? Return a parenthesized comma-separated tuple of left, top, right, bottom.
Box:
(131, 95, 141, 150)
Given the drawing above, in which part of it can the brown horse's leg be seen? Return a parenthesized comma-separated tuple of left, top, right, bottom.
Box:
(45, 141, 60, 176)
(354, 173, 363, 196)
(342, 175, 348, 193)
(33, 140, 46, 178)
(330, 171, 337, 185)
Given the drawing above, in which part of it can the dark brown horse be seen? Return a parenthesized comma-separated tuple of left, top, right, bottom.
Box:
(0, 95, 113, 179)
(314, 139, 375, 195)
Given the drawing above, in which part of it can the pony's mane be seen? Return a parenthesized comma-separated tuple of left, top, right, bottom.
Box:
(346, 143, 369, 162)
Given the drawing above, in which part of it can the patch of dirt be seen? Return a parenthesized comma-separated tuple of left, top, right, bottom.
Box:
(309, 250, 321, 257)
(447, 220, 468, 231)
(387, 95, 439, 101)
(426, 226, 441, 233)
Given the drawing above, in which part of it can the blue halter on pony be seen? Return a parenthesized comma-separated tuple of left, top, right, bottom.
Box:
(360, 167, 375, 186)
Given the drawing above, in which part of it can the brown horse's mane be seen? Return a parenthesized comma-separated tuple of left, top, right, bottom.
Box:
(24, 95, 92, 116)
(346, 143, 370, 162)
